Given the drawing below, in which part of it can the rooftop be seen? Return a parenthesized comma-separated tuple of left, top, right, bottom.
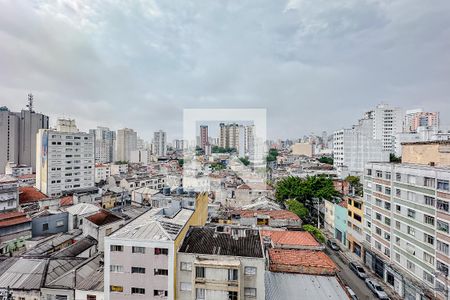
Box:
(59, 195, 73, 207)
(0, 174, 18, 183)
(64, 203, 100, 216)
(85, 210, 123, 226)
(261, 230, 320, 248)
(232, 209, 300, 221)
(19, 186, 48, 204)
(179, 226, 264, 258)
(237, 183, 273, 190)
(269, 249, 337, 275)
(0, 211, 31, 228)
(401, 140, 450, 145)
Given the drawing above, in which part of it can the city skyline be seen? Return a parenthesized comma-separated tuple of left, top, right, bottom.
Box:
(1, 1, 450, 140)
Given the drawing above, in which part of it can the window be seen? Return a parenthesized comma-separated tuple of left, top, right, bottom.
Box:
(375, 213, 382, 221)
(395, 236, 400, 245)
(424, 252, 434, 265)
(42, 223, 49, 231)
(354, 213, 362, 222)
(385, 172, 391, 180)
(375, 199, 382, 207)
(437, 179, 449, 191)
(376, 170, 383, 178)
(423, 271, 434, 284)
(55, 296, 67, 300)
(110, 245, 123, 252)
(437, 261, 449, 276)
(395, 221, 401, 230)
(228, 269, 238, 280)
(385, 187, 391, 195)
(384, 232, 391, 241)
(407, 226, 415, 236)
(375, 241, 382, 251)
(407, 209, 416, 218)
(153, 290, 168, 297)
(367, 169, 372, 176)
(376, 184, 383, 192)
(228, 291, 238, 300)
(376, 227, 382, 236)
(396, 205, 401, 213)
(407, 175, 416, 184)
(244, 266, 257, 275)
(196, 267, 205, 278)
(154, 248, 168, 255)
(87, 295, 96, 300)
(131, 287, 145, 295)
(424, 233, 434, 245)
(110, 285, 123, 292)
(396, 173, 401, 181)
(395, 252, 400, 262)
(437, 240, 449, 255)
(180, 282, 192, 291)
(384, 202, 391, 211)
(424, 215, 435, 226)
(437, 199, 449, 212)
(396, 189, 401, 197)
(131, 267, 145, 274)
(154, 269, 168, 276)
(407, 260, 415, 272)
(244, 288, 257, 297)
(384, 248, 390, 257)
(384, 217, 391, 226)
(196, 288, 205, 300)
(132, 246, 145, 254)
(110, 265, 123, 272)
(424, 196, 435, 206)
(437, 220, 449, 233)
(424, 177, 435, 187)
(180, 262, 192, 271)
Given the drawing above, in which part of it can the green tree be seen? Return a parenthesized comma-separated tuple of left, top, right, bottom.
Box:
(302, 224, 325, 243)
(286, 199, 308, 219)
(266, 148, 279, 162)
(178, 159, 184, 167)
(318, 156, 333, 165)
(390, 153, 401, 163)
(239, 157, 250, 166)
(345, 175, 363, 196)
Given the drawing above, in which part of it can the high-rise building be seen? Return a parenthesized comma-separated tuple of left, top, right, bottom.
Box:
(153, 130, 167, 157)
(365, 104, 404, 153)
(219, 123, 240, 150)
(35, 119, 95, 197)
(199, 125, 208, 151)
(333, 117, 389, 177)
(90, 126, 116, 163)
(404, 109, 440, 132)
(116, 128, 137, 162)
(0, 97, 49, 172)
(363, 141, 450, 300)
(173, 139, 186, 151)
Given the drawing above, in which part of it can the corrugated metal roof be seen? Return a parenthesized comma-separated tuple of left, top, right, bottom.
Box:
(65, 203, 100, 216)
(0, 258, 46, 290)
(265, 272, 349, 300)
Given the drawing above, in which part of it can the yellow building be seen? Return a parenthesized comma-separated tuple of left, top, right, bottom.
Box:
(346, 196, 365, 257)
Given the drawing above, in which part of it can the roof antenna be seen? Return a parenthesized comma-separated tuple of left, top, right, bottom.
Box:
(26, 93, 34, 113)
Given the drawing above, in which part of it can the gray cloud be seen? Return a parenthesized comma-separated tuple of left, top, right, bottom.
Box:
(1, 0, 449, 141)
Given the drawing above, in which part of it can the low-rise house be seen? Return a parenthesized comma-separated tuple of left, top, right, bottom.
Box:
(100, 192, 119, 209)
(119, 175, 166, 192)
(268, 248, 337, 275)
(31, 209, 68, 237)
(110, 163, 128, 176)
(177, 226, 265, 300)
(4, 162, 32, 177)
(51, 235, 98, 258)
(235, 183, 274, 206)
(261, 230, 324, 251)
(95, 163, 111, 183)
(230, 209, 302, 229)
(0, 211, 32, 255)
(82, 210, 125, 251)
(64, 203, 100, 232)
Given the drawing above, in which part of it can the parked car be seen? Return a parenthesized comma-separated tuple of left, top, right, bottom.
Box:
(365, 278, 389, 299)
(327, 239, 340, 251)
(346, 286, 358, 300)
(349, 262, 367, 278)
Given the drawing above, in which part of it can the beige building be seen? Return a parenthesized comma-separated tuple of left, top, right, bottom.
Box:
(402, 141, 450, 167)
(291, 142, 314, 157)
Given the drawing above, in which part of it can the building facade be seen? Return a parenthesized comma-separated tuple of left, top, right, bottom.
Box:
(35, 120, 95, 197)
(91, 126, 116, 163)
(116, 128, 137, 162)
(153, 130, 167, 157)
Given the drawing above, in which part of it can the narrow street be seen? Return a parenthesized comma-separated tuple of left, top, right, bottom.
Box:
(326, 245, 377, 300)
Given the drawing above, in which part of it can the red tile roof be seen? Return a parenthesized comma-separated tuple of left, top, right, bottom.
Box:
(261, 230, 319, 247)
(17, 174, 35, 179)
(86, 210, 122, 226)
(19, 186, 48, 204)
(269, 249, 337, 275)
(59, 196, 73, 207)
(0, 211, 31, 228)
(234, 210, 300, 220)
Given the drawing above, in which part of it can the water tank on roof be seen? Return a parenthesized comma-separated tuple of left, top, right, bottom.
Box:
(176, 187, 183, 195)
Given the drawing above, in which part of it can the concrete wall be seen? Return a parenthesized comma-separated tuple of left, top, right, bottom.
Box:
(32, 212, 68, 237)
(402, 142, 450, 166)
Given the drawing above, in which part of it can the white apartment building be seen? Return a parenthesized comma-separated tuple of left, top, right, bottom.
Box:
(110, 163, 128, 176)
(0, 108, 20, 173)
(4, 162, 32, 177)
(35, 119, 95, 197)
(365, 104, 404, 153)
(116, 128, 137, 162)
(177, 226, 265, 300)
(333, 117, 389, 177)
(153, 130, 167, 157)
(130, 150, 150, 165)
(95, 163, 111, 183)
(404, 109, 440, 133)
(0, 175, 19, 211)
(363, 144, 450, 300)
(91, 126, 116, 163)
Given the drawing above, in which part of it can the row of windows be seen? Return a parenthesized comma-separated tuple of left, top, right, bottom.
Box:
(110, 265, 168, 275)
(110, 245, 168, 255)
(368, 169, 450, 191)
(110, 285, 166, 296)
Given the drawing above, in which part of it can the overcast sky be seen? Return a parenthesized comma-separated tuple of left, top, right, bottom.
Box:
(1, 0, 450, 141)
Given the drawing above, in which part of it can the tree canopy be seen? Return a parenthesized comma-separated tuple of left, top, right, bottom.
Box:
(266, 148, 279, 162)
(286, 199, 308, 219)
(275, 175, 339, 203)
(345, 175, 363, 196)
(212, 146, 236, 153)
(318, 156, 333, 165)
(239, 157, 250, 166)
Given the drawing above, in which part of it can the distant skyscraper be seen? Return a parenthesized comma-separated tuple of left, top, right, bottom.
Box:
(35, 119, 94, 196)
(116, 128, 137, 162)
(404, 109, 439, 132)
(200, 125, 209, 151)
(153, 130, 167, 157)
(0, 96, 49, 172)
(219, 123, 240, 150)
(90, 126, 116, 163)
